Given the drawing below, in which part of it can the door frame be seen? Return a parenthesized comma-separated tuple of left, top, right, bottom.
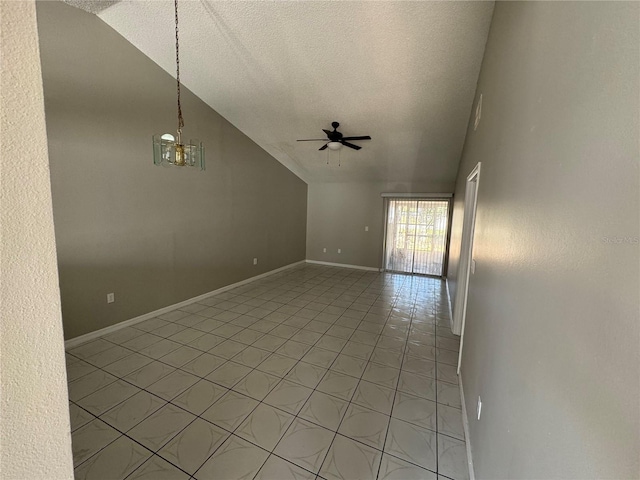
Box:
(452, 162, 481, 373)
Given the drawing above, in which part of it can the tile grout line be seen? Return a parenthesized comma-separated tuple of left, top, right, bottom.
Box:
(74, 266, 368, 478)
(374, 277, 410, 480)
(68, 266, 460, 480)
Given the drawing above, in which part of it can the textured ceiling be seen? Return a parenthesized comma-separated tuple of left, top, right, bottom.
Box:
(62, 0, 120, 14)
(97, 1, 494, 186)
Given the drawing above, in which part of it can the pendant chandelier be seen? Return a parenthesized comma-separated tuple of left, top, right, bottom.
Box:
(153, 0, 204, 170)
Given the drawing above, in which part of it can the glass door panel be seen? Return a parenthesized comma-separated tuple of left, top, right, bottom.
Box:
(385, 198, 450, 276)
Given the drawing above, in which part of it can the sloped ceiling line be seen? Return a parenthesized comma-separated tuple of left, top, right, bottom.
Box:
(70, 0, 494, 186)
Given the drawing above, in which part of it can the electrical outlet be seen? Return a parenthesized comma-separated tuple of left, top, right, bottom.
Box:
(253, 258, 258, 265)
(365, 226, 369, 232)
(323, 248, 327, 253)
(477, 396, 482, 420)
(337, 248, 341, 254)
(107, 293, 115, 304)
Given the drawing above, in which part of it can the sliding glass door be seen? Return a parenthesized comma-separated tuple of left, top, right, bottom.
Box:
(384, 198, 450, 276)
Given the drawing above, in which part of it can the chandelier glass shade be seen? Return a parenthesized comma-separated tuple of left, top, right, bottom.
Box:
(153, 133, 204, 169)
(153, 0, 204, 170)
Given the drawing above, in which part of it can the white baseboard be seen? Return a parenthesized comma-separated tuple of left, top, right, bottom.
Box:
(305, 259, 382, 272)
(65, 260, 306, 349)
(459, 371, 476, 480)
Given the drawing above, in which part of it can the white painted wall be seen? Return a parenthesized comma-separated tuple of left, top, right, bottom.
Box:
(0, 1, 74, 478)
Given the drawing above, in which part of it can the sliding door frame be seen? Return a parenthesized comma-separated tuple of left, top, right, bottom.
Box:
(381, 193, 453, 277)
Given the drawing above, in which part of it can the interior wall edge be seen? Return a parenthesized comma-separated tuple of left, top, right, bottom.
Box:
(305, 259, 382, 272)
(64, 259, 307, 348)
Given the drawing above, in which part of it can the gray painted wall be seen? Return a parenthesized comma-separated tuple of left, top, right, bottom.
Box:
(37, 1, 307, 340)
(307, 181, 453, 269)
(447, 2, 639, 478)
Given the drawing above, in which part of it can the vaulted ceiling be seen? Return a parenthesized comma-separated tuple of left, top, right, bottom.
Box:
(67, 0, 494, 186)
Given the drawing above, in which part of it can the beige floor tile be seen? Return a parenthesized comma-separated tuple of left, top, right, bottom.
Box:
(71, 419, 120, 466)
(437, 434, 469, 480)
(67, 266, 470, 480)
(101, 390, 166, 432)
(159, 418, 229, 474)
(171, 379, 227, 415)
(274, 418, 335, 474)
(77, 380, 140, 415)
(316, 371, 359, 400)
(256, 353, 297, 377)
(319, 434, 382, 480)
(255, 454, 315, 480)
(232, 369, 281, 401)
(398, 371, 437, 401)
(285, 361, 327, 388)
(147, 369, 200, 401)
(128, 455, 190, 480)
(124, 361, 176, 388)
(384, 418, 437, 471)
(338, 403, 390, 450)
(378, 453, 437, 480)
(204, 360, 251, 388)
(194, 435, 269, 480)
(179, 352, 225, 377)
(69, 403, 94, 432)
(298, 391, 348, 431)
(236, 403, 294, 450)
(437, 404, 465, 440)
(201, 390, 259, 430)
(352, 380, 396, 415)
(330, 354, 367, 378)
(263, 379, 313, 414)
(128, 404, 196, 451)
(232, 346, 271, 368)
(74, 435, 150, 479)
(68, 369, 117, 402)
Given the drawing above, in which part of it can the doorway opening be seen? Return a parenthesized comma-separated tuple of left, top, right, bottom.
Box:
(453, 162, 481, 373)
(384, 198, 451, 276)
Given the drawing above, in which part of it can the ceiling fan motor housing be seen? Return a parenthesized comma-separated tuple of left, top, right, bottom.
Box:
(297, 121, 371, 151)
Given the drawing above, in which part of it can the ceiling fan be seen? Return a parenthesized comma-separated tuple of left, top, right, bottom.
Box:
(297, 122, 371, 151)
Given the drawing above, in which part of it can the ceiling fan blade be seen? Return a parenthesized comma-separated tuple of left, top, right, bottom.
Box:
(319, 144, 329, 151)
(297, 139, 327, 141)
(341, 136, 371, 141)
(322, 129, 332, 136)
(341, 141, 362, 150)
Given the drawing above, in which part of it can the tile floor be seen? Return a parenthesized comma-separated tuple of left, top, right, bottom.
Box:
(66, 264, 468, 480)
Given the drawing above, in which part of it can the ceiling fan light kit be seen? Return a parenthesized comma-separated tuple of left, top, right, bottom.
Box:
(297, 121, 371, 152)
(153, 0, 205, 170)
